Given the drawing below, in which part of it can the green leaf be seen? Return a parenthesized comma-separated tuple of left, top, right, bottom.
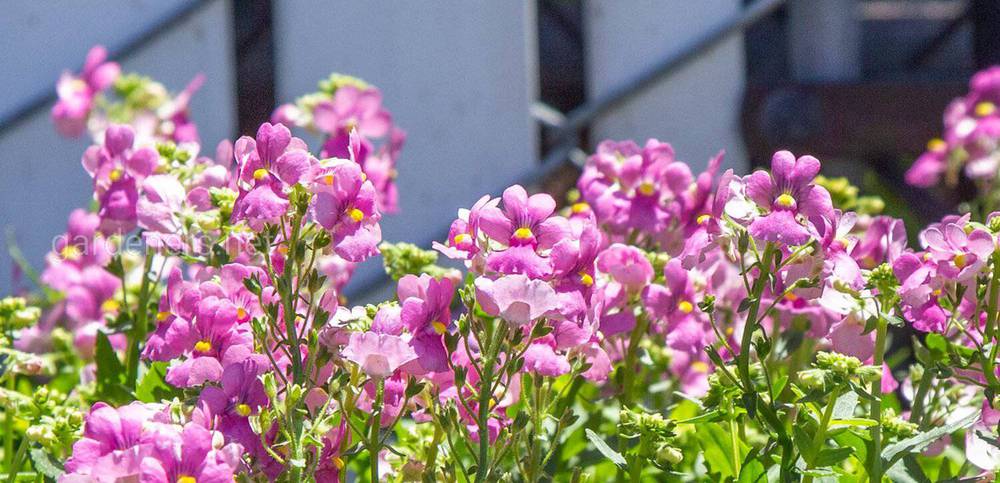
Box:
(832, 391, 858, 419)
(585, 429, 626, 469)
(695, 422, 744, 479)
(829, 418, 877, 428)
(94, 331, 130, 403)
(136, 361, 176, 402)
(814, 446, 854, 467)
(885, 455, 931, 483)
(737, 456, 767, 483)
(881, 410, 979, 469)
(29, 447, 64, 478)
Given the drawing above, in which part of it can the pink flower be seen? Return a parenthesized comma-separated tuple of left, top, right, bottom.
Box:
(523, 341, 571, 377)
(342, 331, 417, 379)
(398, 274, 455, 374)
(920, 221, 994, 281)
(231, 123, 316, 230)
(474, 274, 558, 326)
(64, 402, 159, 480)
(81, 124, 159, 234)
(595, 244, 653, 293)
(478, 185, 569, 278)
(850, 216, 907, 269)
(314, 85, 392, 140)
(140, 423, 243, 483)
(52, 45, 120, 137)
(311, 157, 383, 262)
(197, 359, 269, 459)
(745, 151, 833, 245)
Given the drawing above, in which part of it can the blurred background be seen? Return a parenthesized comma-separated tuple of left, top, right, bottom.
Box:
(1, 0, 998, 299)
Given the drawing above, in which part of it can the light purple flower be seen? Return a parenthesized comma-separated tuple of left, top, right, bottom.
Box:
(140, 423, 243, 483)
(342, 331, 417, 379)
(523, 341, 570, 377)
(398, 274, 455, 374)
(595, 243, 653, 293)
(744, 151, 833, 245)
(478, 185, 569, 278)
(920, 221, 995, 281)
(52, 45, 120, 137)
(474, 274, 558, 326)
(64, 402, 159, 480)
(311, 158, 383, 262)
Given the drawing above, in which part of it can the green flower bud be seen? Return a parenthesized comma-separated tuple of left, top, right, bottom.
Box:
(655, 445, 683, 466)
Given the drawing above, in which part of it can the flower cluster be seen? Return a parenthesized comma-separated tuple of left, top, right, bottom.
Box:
(6, 49, 1000, 482)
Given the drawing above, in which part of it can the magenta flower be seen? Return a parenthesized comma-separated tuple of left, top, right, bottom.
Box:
(642, 259, 697, 329)
(920, 221, 994, 281)
(342, 331, 417, 379)
(595, 243, 653, 293)
(433, 195, 498, 263)
(146, 296, 253, 387)
(474, 274, 558, 326)
(478, 185, 569, 278)
(140, 423, 243, 483)
(197, 359, 269, 458)
(80, 124, 159, 234)
(850, 216, 908, 269)
(744, 151, 833, 245)
(313, 85, 392, 139)
(64, 402, 159, 480)
(523, 340, 571, 377)
(231, 123, 316, 230)
(549, 217, 602, 320)
(905, 140, 948, 188)
(398, 274, 455, 373)
(311, 158, 383, 262)
(52, 45, 120, 137)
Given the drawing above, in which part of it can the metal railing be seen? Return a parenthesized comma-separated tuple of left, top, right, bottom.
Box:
(347, 0, 786, 299)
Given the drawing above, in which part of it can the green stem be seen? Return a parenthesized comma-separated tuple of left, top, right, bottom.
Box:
(803, 388, 842, 483)
(620, 313, 650, 408)
(909, 369, 933, 428)
(4, 328, 14, 471)
(984, 252, 1000, 389)
(282, 217, 305, 384)
(125, 251, 155, 390)
(5, 436, 28, 483)
(869, 316, 889, 483)
(370, 378, 385, 483)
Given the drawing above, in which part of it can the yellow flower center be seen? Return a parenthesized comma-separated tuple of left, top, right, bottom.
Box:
(333, 457, 345, 470)
(277, 244, 289, 255)
(322, 174, 334, 186)
(431, 320, 447, 335)
(101, 299, 120, 313)
(696, 214, 711, 225)
(108, 168, 123, 182)
(976, 101, 997, 117)
(927, 138, 947, 152)
(453, 233, 470, 245)
(360, 172, 367, 182)
(953, 253, 968, 269)
(177, 476, 197, 483)
(235, 403, 251, 417)
(677, 300, 694, 314)
(513, 227, 533, 240)
(725, 326, 734, 336)
(932, 288, 942, 296)
(579, 272, 594, 287)
(922, 252, 933, 262)
(775, 193, 795, 208)
(691, 361, 709, 373)
(60, 244, 81, 261)
(784, 292, 799, 302)
(236, 307, 247, 320)
(252, 168, 269, 181)
(348, 208, 364, 223)
(194, 340, 212, 353)
(571, 202, 590, 214)
(156, 311, 170, 322)
(637, 181, 656, 196)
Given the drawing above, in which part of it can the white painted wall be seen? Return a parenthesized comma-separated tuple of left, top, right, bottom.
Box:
(274, 1, 540, 296)
(0, 0, 235, 295)
(585, 0, 748, 173)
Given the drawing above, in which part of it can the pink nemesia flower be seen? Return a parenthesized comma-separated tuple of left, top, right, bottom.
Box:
(744, 151, 833, 245)
(474, 274, 558, 326)
(342, 331, 417, 379)
(52, 45, 120, 137)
